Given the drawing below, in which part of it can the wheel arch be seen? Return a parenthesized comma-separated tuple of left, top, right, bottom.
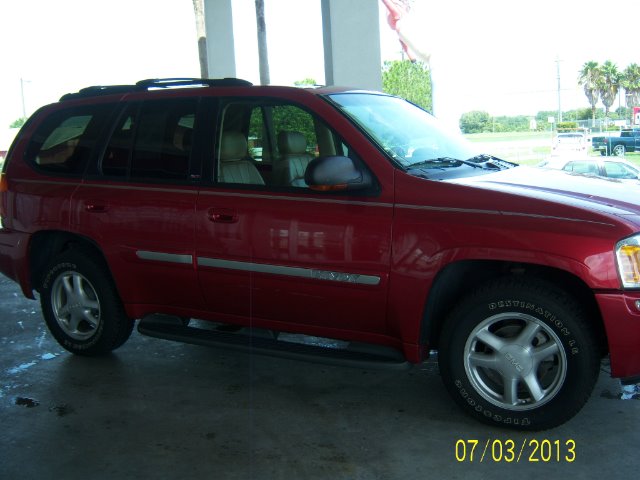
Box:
(29, 230, 110, 293)
(420, 260, 608, 355)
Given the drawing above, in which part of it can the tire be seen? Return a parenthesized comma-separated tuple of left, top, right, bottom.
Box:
(439, 276, 600, 430)
(613, 144, 625, 156)
(40, 249, 134, 356)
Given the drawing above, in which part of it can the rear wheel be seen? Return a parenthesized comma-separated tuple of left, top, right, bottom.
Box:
(439, 277, 600, 430)
(40, 249, 133, 355)
(613, 144, 626, 156)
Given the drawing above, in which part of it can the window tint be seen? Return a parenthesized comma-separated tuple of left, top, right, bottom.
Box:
(26, 105, 113, 175)
(101, 99, 197, 181)
(131, 100, 196, 181)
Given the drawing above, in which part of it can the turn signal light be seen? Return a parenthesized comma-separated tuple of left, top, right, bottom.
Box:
(617, 243, 640, 288)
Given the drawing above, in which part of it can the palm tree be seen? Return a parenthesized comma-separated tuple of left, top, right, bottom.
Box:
(621, 63, 640, 124)
(599, 60, 620, 119)
(578, 61, 601, 126)
(192, 0, 208, 78)
(255, 0, 270, 85)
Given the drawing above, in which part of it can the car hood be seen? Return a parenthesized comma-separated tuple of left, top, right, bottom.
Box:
(450, 166, 640, 218)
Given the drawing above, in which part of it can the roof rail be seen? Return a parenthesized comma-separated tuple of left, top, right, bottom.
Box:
(136, 78, 253, 88)
(60, 77, 253, 101)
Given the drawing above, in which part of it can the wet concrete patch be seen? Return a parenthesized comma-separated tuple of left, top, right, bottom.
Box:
(15, 396, 40, 408)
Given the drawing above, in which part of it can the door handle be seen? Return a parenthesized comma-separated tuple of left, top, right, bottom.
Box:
(207, 208, 238, 223)
(85, 202, 108, 213)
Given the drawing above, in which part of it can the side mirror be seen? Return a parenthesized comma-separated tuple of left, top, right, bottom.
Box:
(304, 156, 373, 192)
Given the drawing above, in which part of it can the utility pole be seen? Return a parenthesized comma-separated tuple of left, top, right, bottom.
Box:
(555, 57, 562, 123)
(255, 0, 270, 85)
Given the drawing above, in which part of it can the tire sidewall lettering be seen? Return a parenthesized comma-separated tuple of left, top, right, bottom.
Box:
(42, 262, 77, 290)
(453, 378, 531, 426)
(488, 299, 580, 355)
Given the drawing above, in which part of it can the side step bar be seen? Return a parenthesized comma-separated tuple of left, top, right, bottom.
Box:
(138, 316, 411, 370)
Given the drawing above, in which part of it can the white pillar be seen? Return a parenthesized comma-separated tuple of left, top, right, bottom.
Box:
(204, 0, 237, 78)
(321, 0, 382, 91)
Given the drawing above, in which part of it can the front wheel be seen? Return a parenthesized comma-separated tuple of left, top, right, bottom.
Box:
(40, 249, 134, 356)
(439, 277, 600, 430)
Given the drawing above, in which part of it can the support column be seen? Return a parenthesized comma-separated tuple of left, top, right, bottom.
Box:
(321, 0, 382, 91)
(204, 0, 237, 78)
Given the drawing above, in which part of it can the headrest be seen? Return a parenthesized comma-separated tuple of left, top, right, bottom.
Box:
(220, 132, 248, 160)
(278, 131, 307, 155)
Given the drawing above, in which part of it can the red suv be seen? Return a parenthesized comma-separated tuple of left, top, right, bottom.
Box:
(2, 78, 640, 430)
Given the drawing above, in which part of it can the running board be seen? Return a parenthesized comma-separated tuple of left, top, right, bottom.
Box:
(138, 316, 411, 370)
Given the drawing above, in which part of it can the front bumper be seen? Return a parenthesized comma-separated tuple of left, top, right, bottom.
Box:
(597, 292, 640, 379)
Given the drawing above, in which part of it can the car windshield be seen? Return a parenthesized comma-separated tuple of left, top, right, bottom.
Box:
(328, 92, 480, 168)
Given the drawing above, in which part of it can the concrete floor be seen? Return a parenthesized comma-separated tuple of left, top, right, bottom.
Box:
(1, 274, 639, 479)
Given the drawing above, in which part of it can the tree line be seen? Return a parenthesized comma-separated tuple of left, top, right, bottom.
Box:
(578, 61, 640, 123)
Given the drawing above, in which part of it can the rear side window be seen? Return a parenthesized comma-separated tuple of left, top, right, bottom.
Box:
(100, 99, 198, 181)
(26, 105, 113, 175)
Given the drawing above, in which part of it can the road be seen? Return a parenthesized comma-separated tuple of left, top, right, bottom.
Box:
(1, 274, 639, 479)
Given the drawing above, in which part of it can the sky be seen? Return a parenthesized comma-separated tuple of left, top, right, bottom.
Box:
(0, 0, 638, 133)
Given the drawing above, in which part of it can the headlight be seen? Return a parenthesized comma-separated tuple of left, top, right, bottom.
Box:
(616, 235, 640, 288)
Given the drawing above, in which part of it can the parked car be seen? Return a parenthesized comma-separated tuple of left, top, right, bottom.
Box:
(538, 156, 640, 182)
(3, 78, 640, 430)
(550, 132, 588, 157)
(592, 129, 640, 156)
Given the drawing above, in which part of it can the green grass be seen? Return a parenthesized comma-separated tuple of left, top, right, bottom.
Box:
(463, 131, 640, 167)
(464, 131, 552, 143)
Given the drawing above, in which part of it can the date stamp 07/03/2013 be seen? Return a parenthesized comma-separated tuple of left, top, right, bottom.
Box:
(455, 439, 576, 463)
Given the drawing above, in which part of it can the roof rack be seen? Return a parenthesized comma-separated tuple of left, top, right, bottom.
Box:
(60, 77, 253, 101)
(136, 77, 253, 88)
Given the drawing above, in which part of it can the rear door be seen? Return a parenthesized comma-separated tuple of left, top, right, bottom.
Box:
(71, 97, 204, 317)
(195, 97, 393, 334)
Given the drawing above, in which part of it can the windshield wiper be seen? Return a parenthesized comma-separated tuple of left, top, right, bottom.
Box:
(466, 154, 517, 169)
(409, 154, 516, 171)
(408, 157, 485, 170)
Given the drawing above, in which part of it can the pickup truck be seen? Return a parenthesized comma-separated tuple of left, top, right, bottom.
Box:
(592, 129, 640, 156)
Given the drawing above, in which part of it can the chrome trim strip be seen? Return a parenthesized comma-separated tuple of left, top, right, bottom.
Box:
(397, 203, 500, 216)
(136, 251, 193, 264)
(197, 190, 393, 208)
(395, 203, 615, 227)
(197, 257, 381, 286)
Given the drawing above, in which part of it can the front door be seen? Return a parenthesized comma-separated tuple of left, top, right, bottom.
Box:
(195, 99, 392, 335)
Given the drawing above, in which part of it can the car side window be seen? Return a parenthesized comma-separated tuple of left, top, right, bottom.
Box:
(26, 105, 114, 175)
(216, 101, 356, 189)
(564, 161, 597, 175)
(604, 161, 638, 179)
(100, 99, 197, 181)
